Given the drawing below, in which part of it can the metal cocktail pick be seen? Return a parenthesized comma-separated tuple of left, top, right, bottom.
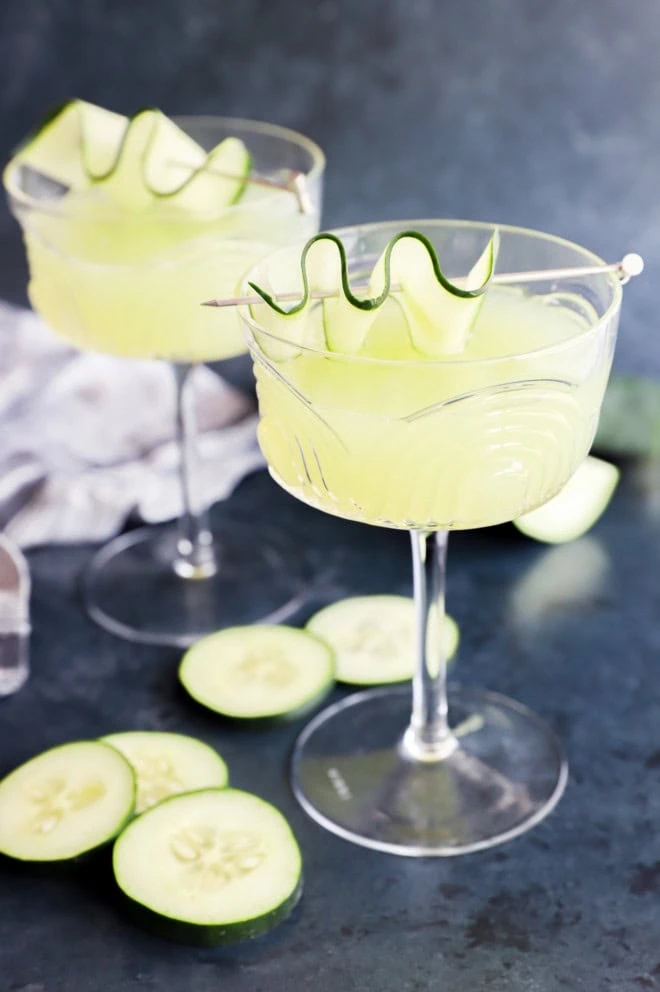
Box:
(201, 252, 644, 309)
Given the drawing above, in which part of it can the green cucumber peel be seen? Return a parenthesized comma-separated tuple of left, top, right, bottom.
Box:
(248, 229, 499, 317)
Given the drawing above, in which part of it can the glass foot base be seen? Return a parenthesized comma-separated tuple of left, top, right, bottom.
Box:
(83, 521, 309, 647)
(291, 685, 567, 856)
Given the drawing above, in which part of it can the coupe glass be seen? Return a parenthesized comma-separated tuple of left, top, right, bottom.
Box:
(241, 219, 623, 855)
(5, 117, 325, 646)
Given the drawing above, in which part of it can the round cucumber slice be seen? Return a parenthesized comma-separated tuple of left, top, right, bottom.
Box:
(113, 788, 302, 946)
(0, 740, 135, 862)
(306, 595, 459, 685)
(513, 455, 619, 544)
(179, 625, 335, 719)
(101, 732, 228, 814)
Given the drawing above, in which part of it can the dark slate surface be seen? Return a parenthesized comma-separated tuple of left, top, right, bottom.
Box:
(0, 0, 657, 369)
(2, 466, 660, 992)
(1, 0, 660, 987)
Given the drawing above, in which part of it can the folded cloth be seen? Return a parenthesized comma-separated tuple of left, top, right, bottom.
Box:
(0, 301, 265, 548)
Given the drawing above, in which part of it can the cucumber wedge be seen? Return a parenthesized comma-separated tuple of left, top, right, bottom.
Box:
(179, 625, 335, 719)
(113, 788, 302, 946)
(0, 741, 135, 862)
(514, 455, 619, 544)
(101, 732, 228, 814)
(306, 595, 459, 685)
(248, 230, 498, 359)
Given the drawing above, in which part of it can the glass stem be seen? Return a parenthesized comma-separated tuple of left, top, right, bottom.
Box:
(172, 363, 217, 580)
(402, 529, 458, 762)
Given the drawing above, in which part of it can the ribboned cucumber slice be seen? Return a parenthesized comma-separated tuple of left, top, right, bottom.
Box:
(94, 110, 251, 210)
(513, 455, 619, 544)
(163, 135, 252, 211)
(96, 109, 162, 209)
(368, 230, 499, 356)
(248, 230, 498, 359)
(112, 788, 302, 946)
(6, 101, 251, 211)
(101, 731, 228, 814)
(306, 595, 459, 685)
(0, 740, 135, 862)
(179, 625, 335, 719)
(6, 99, 127, 193)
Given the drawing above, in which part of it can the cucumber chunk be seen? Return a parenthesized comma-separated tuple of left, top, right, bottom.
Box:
(0, 741, 135, 862)
(513, 455, 619, 544)
(306, 595, 459, 685)
(101, 732, 228, 814)
(113, 788, 302, 945)
(179, 625, 335, 719)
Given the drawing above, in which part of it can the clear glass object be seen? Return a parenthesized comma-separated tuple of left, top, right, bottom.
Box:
(242, 219, 623, 855)
(0, 534, 30, 697)
(5, 117, 325, 646)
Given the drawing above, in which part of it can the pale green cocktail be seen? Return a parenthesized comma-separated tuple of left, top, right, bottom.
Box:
(242, 220, 622, 856)
(254, 283, 610, 529)
(4, 104, 325, 645)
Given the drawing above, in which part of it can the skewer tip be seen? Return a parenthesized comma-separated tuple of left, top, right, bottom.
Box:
(621, 253, 644, 278)
(201, 299, 220, 307)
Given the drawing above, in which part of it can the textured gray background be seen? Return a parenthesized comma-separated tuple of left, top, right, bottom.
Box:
(0, 0, 657, 370)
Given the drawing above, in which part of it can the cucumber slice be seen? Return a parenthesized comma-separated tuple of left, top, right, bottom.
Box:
(101, 732, 228, 814)
(368, 230, 499, 356)
(0, 740, 135, 862)
(113, 788, 302, 946)
(249, 231, 498, 359)
(179, 625, 335, 719)
(513, 455, 619, 544)
(6, 99, 127, 193)
(306, 595, 459, 685)
(165, 136, 251, 211)
(96, 109, 160, 209)
(7, 102, 251, 213)
(248, 237, 347, 360)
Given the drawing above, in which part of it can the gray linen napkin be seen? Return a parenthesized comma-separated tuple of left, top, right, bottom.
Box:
(0, 301, 265, 547)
